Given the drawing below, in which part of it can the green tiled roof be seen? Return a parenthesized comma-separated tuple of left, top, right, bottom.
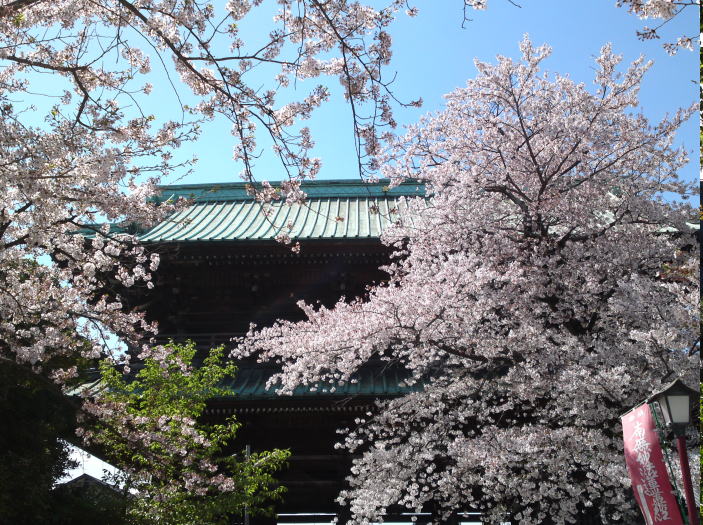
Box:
(140, 179, 424, 243)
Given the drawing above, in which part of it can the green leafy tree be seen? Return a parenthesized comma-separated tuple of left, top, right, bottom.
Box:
(0, 361, 77, 524)
(87, 342, 288, 525)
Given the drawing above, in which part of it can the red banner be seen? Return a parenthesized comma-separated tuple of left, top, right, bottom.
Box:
(622, 403, 684, 525)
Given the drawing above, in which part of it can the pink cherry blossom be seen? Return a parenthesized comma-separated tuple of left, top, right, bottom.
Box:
(237, 38, 699, 524)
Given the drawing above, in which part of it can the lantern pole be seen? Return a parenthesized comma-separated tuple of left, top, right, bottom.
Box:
(675, 435, 698, 525)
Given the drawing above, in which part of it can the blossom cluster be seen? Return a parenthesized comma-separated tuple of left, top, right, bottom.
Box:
(616, 0, 700, 54)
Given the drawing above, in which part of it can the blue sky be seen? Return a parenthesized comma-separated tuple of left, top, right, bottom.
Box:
(149, 1, 699, 187)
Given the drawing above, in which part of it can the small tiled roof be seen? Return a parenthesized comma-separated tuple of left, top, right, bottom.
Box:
(219, 364, 418, 400)
(151, 335, 419, 401)
(140, 179, 423, 243)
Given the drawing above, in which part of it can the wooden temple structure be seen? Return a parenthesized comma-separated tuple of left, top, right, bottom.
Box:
(116, 178, 622, 524)
(129, 179, 446, 524)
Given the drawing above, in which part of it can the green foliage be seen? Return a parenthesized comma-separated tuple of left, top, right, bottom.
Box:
(92, 342, 288, 525)
(0, 361, 77, 523)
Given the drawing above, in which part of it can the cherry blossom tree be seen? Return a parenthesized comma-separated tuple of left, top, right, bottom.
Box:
(0, 0, 432, 188)
(238, 37, 700, 524)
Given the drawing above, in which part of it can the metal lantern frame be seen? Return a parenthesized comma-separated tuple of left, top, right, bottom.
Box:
(647, 378, 699, 437)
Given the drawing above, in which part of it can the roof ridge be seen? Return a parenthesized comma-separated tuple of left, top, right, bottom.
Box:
(155, 179, 424, 203)
(158, 178, 415, 189)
